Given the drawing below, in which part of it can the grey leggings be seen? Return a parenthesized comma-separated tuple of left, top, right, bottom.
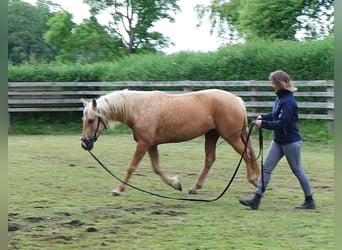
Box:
(256, 140, 313, 197)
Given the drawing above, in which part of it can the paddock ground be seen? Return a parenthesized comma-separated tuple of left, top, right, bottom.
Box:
(8, 134, 334, 249)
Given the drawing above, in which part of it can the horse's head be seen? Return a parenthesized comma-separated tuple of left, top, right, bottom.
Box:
(80, 98, 107, 151)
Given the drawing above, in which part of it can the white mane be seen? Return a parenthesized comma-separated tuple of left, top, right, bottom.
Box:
(96, 90, 134, 124)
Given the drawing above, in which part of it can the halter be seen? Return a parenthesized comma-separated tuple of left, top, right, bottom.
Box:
(81, 116, 107, 150)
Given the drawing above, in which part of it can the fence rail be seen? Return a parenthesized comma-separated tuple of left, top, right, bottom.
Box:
(8, 80, 334, 132)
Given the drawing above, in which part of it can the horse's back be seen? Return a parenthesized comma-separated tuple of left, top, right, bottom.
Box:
(193, 89, 246, 115)
(127, 89, 245, 118)
(159, 88, 247, 126)
(193, 89, 242, 102)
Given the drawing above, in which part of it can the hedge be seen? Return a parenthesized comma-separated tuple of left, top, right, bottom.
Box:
(8, 37, 333, 82)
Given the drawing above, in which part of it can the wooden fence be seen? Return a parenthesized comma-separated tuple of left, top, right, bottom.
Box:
(8, 80, 334, 132)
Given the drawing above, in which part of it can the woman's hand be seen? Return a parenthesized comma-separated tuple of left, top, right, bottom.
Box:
(254, 115, 263, 128)
(255, 118, 262, 128)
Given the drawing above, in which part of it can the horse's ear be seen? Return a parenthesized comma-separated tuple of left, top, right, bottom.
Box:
(81, 98, 88, 107)
(92, 98, 97, 110)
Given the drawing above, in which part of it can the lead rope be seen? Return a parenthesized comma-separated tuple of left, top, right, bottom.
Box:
(87, 122, 263, 202)
(259, 127, 265, 192)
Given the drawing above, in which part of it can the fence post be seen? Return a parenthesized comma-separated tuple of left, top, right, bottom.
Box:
(251, 84, 258, 118)
(327, 82, 334, 133)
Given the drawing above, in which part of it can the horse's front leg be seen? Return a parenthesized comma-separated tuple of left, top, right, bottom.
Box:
(111, 142, 148, 196)
(189, 130, 219, 194)
(148, 145, 182, 191)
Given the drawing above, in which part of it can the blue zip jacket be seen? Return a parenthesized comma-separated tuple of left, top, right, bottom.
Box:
(261, 90, 302, 144)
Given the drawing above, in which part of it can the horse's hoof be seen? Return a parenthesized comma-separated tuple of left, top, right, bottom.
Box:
(188, 189, 198, 195)
(172, 182, 182, 191)
(175, 183, 182, 191)
(170, 176, 182, 191)
(111, 189, 121, 196)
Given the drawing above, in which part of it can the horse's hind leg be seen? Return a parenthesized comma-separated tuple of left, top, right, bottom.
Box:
(189, 129, 219, 194)
(228, 135, 260, 187)
(148, 145, 182, 191)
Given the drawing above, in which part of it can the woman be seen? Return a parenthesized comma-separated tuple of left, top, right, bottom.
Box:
(239, 70, 315, 210)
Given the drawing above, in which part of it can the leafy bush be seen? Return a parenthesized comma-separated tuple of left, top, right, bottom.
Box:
(8, 37, 333, 82)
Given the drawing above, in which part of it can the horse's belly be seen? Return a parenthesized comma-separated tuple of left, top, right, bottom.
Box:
(155, 118, 214, 143)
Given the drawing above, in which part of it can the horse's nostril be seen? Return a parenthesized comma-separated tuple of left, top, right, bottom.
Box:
(80, 137, 89, 143)
(80, 136, 96, 151)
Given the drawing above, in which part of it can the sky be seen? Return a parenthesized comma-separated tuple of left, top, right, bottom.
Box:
(24, 0, 222, 54)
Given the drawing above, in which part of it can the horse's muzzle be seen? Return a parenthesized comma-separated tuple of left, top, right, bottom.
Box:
(80, 137, 97, 151)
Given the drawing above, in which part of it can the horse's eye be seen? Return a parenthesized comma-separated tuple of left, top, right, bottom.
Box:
(88, 119, 95, 125)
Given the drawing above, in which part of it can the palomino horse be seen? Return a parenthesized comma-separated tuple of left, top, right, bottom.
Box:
(81, 89, 260, 195)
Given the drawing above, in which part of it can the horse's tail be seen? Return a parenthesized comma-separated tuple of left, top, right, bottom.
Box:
(240, 100, 250, 147)
(240, 103, 257, 162)
(240, 114, 249, 147)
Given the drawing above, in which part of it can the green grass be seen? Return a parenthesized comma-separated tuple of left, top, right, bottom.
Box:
(8, 134, 334, 249)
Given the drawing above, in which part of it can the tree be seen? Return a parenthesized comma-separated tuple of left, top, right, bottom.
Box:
(44, 12, 125, 62)
(44, 11, 76, 61)
(196, 0, 334, 42)
(8, 0, 58, 64)
(71, 17, 126, 62)
(237, 0, 304, 40)
(84, 0, 180, 54)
